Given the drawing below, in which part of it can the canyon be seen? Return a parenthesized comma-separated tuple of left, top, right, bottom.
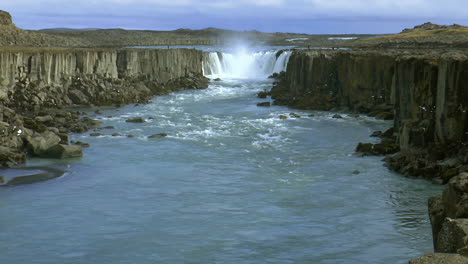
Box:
(1, 9, 467, 264)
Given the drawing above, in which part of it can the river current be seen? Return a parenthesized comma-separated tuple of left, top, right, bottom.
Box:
(0, 47, 442, 264)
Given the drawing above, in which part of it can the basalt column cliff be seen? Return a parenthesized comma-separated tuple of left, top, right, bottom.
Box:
(0, 48, 209, 168)
(271, 49, 468, 262)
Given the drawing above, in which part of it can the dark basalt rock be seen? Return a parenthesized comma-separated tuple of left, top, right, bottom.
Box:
(257, 91, 270, 98)
(356, 141, 400, 156)
(71, 141, 90, 147)
(148, 133, 168, 138)
(256, 102, 271, 107)
(332, 114, 343, 119)
(126, 117, 145, 123)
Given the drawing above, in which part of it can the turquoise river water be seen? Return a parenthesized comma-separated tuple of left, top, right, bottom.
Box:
(0, 48, 442, 264)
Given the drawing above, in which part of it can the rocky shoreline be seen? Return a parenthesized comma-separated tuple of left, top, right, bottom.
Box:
(0, 48, 209, 178)
(269, 49, 468, 262)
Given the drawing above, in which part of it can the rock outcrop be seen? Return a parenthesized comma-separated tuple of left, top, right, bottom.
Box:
(271, 49, 468, 183)
(0, 10, 12, 26)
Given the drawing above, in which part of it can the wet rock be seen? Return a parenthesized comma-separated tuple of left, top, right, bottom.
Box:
(213, 78, 222, 81)
(257, 91, 270, 98)
(71, 141, 90, 147)
(148, 133, 168, 138)
(352, 170, 360, 174)
(42, 144, 83, 159)
(257, 102, 271, 107)
(279, 115, 288, 119)
(436, 218, 468, 253)
(332, 114, 343, 119)
(370, 131, 383, 137)
(90, 132, 103, 137)
(126, 117, 146, 123)
(95, 110, 103, 114)
(289, 113, 301, 118)
(355, 141, 399, 156)
(101, 126, 115, 129)
(127, 134, 136, 138)
(112, 133, 122, 137)
(26, 131, 61, 156)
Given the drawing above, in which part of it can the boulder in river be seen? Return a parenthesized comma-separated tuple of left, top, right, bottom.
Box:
(257, 91, 270, 98)
(26, 131, 61, 156)
(257, 102, 271, 107)
(126, 117, 146, 123)
(148, 133, 168, 138)
(42, 144, 83, 159)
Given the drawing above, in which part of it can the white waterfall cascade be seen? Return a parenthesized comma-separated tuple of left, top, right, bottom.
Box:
(203, 49, 292, 79)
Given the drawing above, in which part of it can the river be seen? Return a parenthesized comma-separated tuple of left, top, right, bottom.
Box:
(0, 47, 442, 264)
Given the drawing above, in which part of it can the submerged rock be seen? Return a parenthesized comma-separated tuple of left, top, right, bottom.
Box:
(257, 102, 271, 107)
(148, 133, 168, 138)
(126, 117, 146, 123)
(332, 114, 343, 119)
(0, 166, 65, 186)
(279, 115, 288, 119)
(71, 141, 90, 147)
(289, 113, 301, 118)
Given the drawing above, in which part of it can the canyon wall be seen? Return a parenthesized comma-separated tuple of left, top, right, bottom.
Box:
(0, 48, 208, 168)
(272, 50, 468, 180)
(0, 48, 207, 108)
(271, 49, 468, 261)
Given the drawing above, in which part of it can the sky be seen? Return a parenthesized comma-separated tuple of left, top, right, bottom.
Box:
(2, 0, 468, 34)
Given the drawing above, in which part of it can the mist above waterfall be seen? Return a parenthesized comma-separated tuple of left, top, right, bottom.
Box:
(203, 45, 291, 79)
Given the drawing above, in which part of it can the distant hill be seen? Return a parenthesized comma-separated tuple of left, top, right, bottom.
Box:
(0, 9, 378, 48)
(353, 22, 468, 49)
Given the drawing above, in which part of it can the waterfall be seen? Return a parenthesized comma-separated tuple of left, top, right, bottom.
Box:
(203, 49, 291, 79)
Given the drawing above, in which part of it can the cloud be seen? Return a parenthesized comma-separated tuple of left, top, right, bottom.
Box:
(2, 0, 467, 33)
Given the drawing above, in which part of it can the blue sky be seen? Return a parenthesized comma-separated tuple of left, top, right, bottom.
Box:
(2, 0, 467, 33)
